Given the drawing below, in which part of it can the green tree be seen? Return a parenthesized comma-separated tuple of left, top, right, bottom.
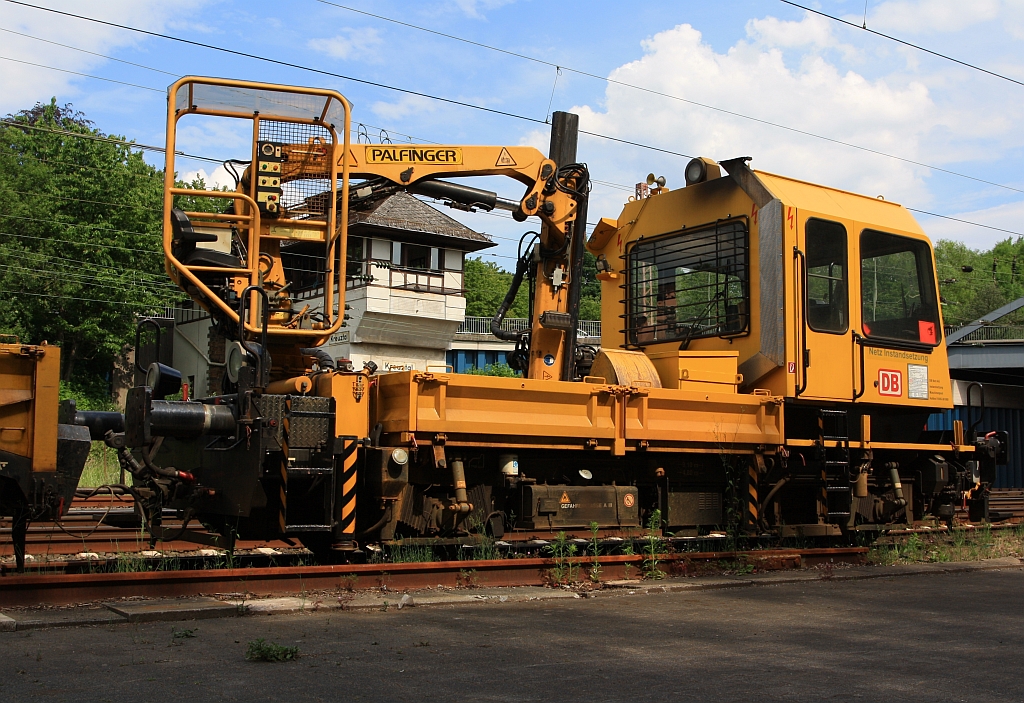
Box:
(935, 237, 1024, 327)
(578, 251, 602, 321)
(463, 252, 603, 321)
(0, 99, 179, 391)
(463, 257, 529, 318)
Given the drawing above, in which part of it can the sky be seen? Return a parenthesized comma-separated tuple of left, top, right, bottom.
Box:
(1, 0, 1023, 267)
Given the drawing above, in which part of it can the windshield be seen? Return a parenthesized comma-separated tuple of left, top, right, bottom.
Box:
(860, 229, 941, 346)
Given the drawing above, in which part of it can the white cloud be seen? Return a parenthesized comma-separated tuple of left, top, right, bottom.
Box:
(866, 0, 1002, 34)
(307, 28, 383, 62)
(568, 22, 943, 210)
(920, 200, 1024, 250)
(448, 0, 517, 19)
(180, 164, 237, 191)
(746, 12, 836, 50)
(0, 0, 208, 115)
(370, 94, 437, 121)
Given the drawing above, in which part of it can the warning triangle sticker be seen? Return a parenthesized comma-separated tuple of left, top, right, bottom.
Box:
(560, 491, 570, 504)
(338, 149, 359, 167)
(495, 147, 517, 167)
(541, 370, 552, 380)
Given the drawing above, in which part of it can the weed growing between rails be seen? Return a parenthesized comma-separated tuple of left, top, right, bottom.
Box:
(714, 429, 750, 551)
(621, 542, 636, 580)
(588, 521, 602, 583)
(642, 510, 666, 580)
(869, 523, 1024, 565)
(546, 531, 579, 585)
(371, 542, 436, 563)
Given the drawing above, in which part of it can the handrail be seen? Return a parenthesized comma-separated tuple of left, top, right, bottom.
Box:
(164, 188, 261, 332)
(793, 245, 808, 397)
(163, 76, 353, 345)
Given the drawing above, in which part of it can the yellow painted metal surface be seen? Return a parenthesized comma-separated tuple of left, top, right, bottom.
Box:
(0, 342, 59, 471)
(374, 371, 783, 455)
(585, 164, 953, 410)
(647, 351, 742, 392)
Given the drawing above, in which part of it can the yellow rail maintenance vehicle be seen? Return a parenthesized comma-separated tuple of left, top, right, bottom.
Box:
(41, 77, 1004, 562)
(0, 338, 99, 570)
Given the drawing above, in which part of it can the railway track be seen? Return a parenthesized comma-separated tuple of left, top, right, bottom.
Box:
(4, 489, 1023, 562)
(0, 494, 296, 559)
(0, 547, 869, 608)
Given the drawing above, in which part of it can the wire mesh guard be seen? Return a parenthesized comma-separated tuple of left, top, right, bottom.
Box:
(259, 119, 335, 217)
(625, 220, 749, 346)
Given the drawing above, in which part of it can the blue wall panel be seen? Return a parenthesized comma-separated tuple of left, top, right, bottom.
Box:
(446, 349, 509, 374)
(927, 408, 1023, 488)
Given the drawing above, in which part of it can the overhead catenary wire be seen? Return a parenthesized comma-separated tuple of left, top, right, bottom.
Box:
(0, 288, 183, 309)
(0, 261, 181, 292)
(0, 119, 225, 164)
(312, 0, 1024, 196)
(0, 55, 164, 93)
(0, 214, 162, 240)
(0, 243, 176, 283)
(0, 12, 1016, 252)
(4, 188, 162, 212)
(0, 228, 160, 254)
(778, 0, 1024, 89)
(9, 0, 1014, 194)
(0, 25, 178, 76)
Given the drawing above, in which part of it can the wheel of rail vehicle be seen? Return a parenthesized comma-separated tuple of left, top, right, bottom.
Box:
(298, 533, 364, 565)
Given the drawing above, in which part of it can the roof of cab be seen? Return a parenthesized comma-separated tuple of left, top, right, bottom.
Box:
(754, 170, 927, 238)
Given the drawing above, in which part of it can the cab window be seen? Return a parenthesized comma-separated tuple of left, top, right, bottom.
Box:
(626, 220, 748, 346)
(805, 219, 848, 334)
(860, 229, 941, 345)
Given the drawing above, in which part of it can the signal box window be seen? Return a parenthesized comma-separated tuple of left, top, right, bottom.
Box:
(399, 244, 432, 272)
(626, 220, 748, 346)
(860, 229, 941, 346)
(805, 219, 848, 334)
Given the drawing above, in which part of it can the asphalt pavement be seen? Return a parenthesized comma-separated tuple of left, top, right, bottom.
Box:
(1, 567, 1022, 702)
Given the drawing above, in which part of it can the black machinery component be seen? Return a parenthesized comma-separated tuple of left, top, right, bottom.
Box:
(124, 386, 238, 447)
(407, 179, 520, 213)
(58, 398, 124, 440)
(517, 484, 639, 530)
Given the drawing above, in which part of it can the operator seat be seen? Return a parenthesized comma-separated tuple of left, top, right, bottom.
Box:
(170, 208, 242, 269)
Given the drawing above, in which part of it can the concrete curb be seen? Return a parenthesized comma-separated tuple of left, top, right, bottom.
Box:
(1, 557, 1021, 631)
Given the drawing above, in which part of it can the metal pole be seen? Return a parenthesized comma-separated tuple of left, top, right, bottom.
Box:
(548, 112, 588, 382)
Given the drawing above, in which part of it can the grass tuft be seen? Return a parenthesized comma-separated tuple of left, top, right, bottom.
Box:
(245, 639, 299, 662)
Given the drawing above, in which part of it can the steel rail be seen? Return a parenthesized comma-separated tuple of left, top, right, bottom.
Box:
(0, 547, 868, 608)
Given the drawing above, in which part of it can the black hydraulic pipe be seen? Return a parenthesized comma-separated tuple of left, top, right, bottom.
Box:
(407, 179, 519, 212)
(149, 400, 237, 438)
(70, 410, 125, 441)
(300, 347, 335, 370)
(490, 254, 530, 341)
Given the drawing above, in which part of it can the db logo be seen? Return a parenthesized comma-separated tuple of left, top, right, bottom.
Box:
(878, 369, 902, 397)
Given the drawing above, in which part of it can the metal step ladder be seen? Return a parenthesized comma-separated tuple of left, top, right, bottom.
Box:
(819, 409, 852, 521)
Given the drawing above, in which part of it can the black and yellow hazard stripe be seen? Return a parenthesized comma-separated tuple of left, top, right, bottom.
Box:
(278, 398, 291, 533)
(335, 437, 359, 534)
(745, 461, 759, 533)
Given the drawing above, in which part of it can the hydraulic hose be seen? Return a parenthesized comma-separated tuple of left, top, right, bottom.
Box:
(300, 347, 335, 370)
(490, 253, 530, 341)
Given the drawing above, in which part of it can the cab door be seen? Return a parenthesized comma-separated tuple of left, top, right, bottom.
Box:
(797, 217, 855, 401)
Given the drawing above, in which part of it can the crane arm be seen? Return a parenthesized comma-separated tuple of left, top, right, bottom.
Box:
(275, 141, 580, 246)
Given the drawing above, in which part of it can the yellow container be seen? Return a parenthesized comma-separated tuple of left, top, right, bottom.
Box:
(646, 351, 742, 393)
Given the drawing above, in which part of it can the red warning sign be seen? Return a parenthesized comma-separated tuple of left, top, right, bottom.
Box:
(623, 493, 635, 508)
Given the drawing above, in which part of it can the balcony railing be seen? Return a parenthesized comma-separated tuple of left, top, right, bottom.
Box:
(457, 316, 601, 339)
